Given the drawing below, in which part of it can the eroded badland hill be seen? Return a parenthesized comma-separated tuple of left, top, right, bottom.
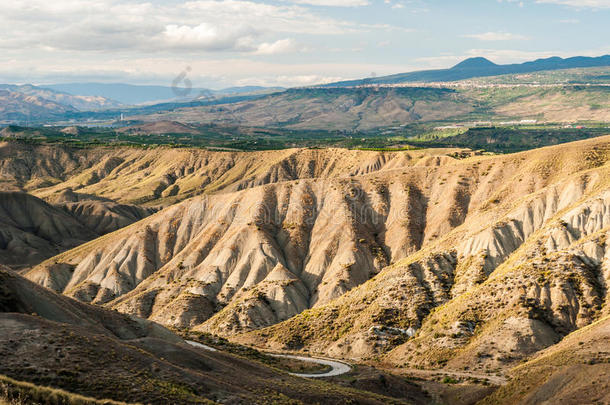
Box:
(2, 136, 610, 404)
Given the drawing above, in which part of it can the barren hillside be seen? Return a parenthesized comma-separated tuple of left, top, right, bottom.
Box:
(0, 90, 76, 122)
(6, 135, 610, 404)
(479, 315, 610, 404)
(1, 269, 421, 404)
(21, 137, 609, 346)
(0, 141, 459, 206)
(0, 191, 154, 269)
(227, 136, 610, 392)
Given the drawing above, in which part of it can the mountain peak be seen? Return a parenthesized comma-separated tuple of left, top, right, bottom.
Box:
(452, 57, 498, 70)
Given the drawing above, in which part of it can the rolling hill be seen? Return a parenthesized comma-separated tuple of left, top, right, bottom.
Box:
(0, 89, 76, 123)
(16, 137, 609, 392)
(0, 140, 460, 206)
(130, 84, 610, 131)
(1, 56, 608, 129)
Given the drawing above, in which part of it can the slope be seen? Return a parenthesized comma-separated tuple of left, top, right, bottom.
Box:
(0, 269, 425, 404)
(0, 140, 458, 206)
(0, 90, 76, 122)
(132, 84, 610, 131)
(479, 315, 610, 404)
(0, 84, 122, 111)
(233, 136, 610, 374)
(131, 87, 474, 131)
(22, 137, 610, 353)
(0, 191, 153, 269)
(0, 192, 98, 268)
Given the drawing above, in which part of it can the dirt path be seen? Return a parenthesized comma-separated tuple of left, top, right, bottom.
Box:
(185, 340, 351, 378)
(185, 340, 218, 352)
(268, 353, 352, 378)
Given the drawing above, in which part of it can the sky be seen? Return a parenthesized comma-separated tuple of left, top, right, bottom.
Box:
(0, 0, 609, 89)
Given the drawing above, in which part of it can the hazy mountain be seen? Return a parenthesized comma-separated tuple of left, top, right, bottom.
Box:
(0, 84, 125, 123)
(45, 82, 284, 105)
(0, 84, 122, 111)
(2, 57, 606, 126)
(323, 54, 610, 86)
(44, 82, 211, 105)
(0, 89, 76, 122)
(220, 85, 285, 94)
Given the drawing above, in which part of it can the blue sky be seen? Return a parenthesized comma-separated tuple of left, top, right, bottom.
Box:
(0, 0, 608, 88)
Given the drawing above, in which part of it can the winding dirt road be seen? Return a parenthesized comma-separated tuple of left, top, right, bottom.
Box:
(268, 353, 351, 378)
(185, 340, 351, 378)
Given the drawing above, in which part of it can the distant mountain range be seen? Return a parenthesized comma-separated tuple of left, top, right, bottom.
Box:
(0, 84, 122, 111)
(0, 89, 76, 122)
(44, 83, 284, 105)
(0, 54, 608, 124)
(322, 54, 610, 87)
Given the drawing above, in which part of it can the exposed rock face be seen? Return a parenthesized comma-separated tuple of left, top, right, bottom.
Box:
(21, 145, 482, 323)
(232, 139, 610, 376)
(0, 191, 154, 269)
(24, 135, 610, 361)
(0, 192, 98, 268)
(0, 141, 461, 206)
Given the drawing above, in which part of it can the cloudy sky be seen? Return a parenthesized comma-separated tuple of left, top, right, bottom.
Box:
(0, 0, 608, 88)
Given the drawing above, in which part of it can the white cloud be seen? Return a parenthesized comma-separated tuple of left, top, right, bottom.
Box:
(497, 0, 524, 6)
(463, 32, 528, 41)
(287, 0, 369, 6)
(536, 0, 610, 8)
(238, 75, 345, 87)
(0, 0, 419, 87)
(0, 52, 406, 88)
(182, 0, 354, 35)
(163, 23, 258, 51)
(0, 0, 360, 54)
(254, 39, 300, 55)
(559, 18, 580, 23)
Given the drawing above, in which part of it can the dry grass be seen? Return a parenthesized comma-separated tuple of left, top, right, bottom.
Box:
(0, 375, 130, 405)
